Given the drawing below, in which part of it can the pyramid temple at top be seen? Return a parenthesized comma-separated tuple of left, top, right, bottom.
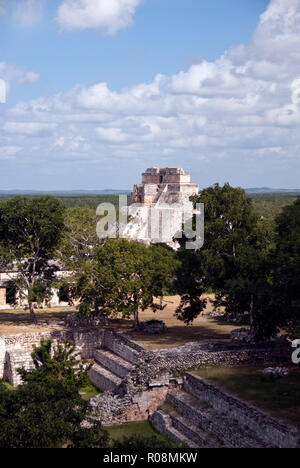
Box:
(123, 167, 199, 248)
(129, 167, 199, 208)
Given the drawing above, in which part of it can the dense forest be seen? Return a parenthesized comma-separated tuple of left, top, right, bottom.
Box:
(251, 193, 300, 220)
(0, 194, 124, 209)
(0, 192, 299, 219)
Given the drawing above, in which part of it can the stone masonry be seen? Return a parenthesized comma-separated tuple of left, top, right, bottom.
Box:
(1, 327, 298, 447)
(130, 168, 199, 207)
(150, 373, 300, 448)
(0, 329, 103, 386)
(123, 167, 199, 248)
(0, 288, 6, 307)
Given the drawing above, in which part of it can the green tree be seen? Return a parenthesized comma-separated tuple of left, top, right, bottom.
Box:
(174, 247, 207, 324)
(0, 196, 65, 322)
(260, 199, 300, 339)
(58, 206, 103, 270)
(56, 206, 105, 306)
(76, 239, 179, 329)
(176, 184, 272, 328)
(0, 339, 108, 448)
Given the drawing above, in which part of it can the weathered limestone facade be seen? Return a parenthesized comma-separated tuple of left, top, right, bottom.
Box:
(0, 268, 70, 310)
(0, 329, 103, 386)
(0, 288, 6, 307)
(1, 326, 299, 447)
(130, 167, 198, 207)
(124, 167, 199, 247)
(150, 373, 300, 448)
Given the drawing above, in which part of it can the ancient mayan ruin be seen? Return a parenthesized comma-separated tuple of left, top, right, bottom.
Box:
(130, 167, 199, 207)
(123, 167, 199, 247)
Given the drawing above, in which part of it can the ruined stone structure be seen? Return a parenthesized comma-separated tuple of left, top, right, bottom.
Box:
(150, 373, 300, 448)
(0, 327, 298, 447)
(123, 167, 200, 248)
(130, 167, 198, 207)
(0, 266, 70, 310)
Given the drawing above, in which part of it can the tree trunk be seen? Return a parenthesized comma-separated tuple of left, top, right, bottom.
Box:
(29, 302, 37, 324)
(133, 308, 140, 330)
(249, 294, 254, 327)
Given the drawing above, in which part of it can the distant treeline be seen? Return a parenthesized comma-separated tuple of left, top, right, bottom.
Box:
(0, 195, 125, 209)
(250, 193, 300, 220)
(0, 192, 299, 219)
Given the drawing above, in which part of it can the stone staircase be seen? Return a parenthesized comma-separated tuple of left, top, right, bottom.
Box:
(150, 373, 282, 448)
(3, 349, 34, 386)
(88, 338, 140, 393)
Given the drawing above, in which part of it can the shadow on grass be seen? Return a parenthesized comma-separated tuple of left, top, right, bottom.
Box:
(192, 366, 300, 430)
(109, 317, 234, 349)
(0, 308, 75, 333)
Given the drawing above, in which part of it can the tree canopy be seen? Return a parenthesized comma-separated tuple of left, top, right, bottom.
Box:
(0, 196, 65, 322)
(176, 183, 272, 329)
(259, 199, 300, 339)
(76, 239, 179, 329)
(0, 339, 108, 448)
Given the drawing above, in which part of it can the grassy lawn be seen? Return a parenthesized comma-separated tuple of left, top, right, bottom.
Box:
(106, 421, 175, 447)
(79, 380, 100, 400)
(106, 421, 158, 441)
(192, 366, 300, 430)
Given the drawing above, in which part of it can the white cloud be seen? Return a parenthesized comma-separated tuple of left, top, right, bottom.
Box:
(56, 0, 142, 34)
(0, 0, 47, 26)
(12, 0, 47, 26)
(2, 0, 300, 185)
(97, 127, 129, 143)
(3, 122, 56, 136)
(0, 62, 40, 87)
(0, 146, 23, 160)
(0, 0, 7, 15)
(18, 71, 40, 85)
(0, 79, 6, 103)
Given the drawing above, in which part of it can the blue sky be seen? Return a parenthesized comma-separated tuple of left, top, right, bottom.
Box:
(2, 1, 269, 103)
(0, 0, 300, 190)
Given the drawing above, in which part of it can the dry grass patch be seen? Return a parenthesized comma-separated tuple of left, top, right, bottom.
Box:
(0, 306, 75, 335)
(115, 296, 242, 350)
(0, 296, 241, 349)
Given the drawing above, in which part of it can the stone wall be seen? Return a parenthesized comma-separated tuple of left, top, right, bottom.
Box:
(3, 350, 35, 386)
(149, 411, 187, 446)
(184, 373, 300, 449)
(90, 339, 291, 426)
(73, 330, 105, 359)
(103, 330, 143, 364)
(91, 386, 169, 425)
(0, 326, 295, 438)
(0, 332, 66, 381)
(0, 328, 105, 385)
(0, 288, 6, 306)
(127, 341, 291, 389)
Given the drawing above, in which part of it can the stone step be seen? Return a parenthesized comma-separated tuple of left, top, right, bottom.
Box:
(150, 410, 198, 448)
(105, 340, 140, 365)
(161, 403, 222, 448)
(184, 373, 298, 448)
(167, 390, 271, 448)
(94, 348, 133, 378)
(4, 349, 34, 386)
(88, 363, 122, 393)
